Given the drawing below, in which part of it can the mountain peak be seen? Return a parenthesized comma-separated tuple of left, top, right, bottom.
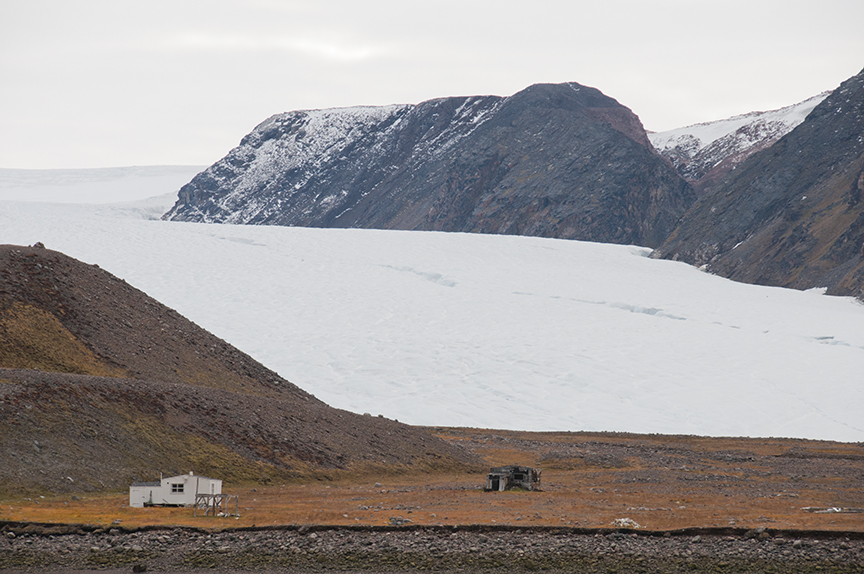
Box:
(165, 81, 692, 248)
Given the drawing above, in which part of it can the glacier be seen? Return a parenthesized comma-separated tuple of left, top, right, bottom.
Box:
(1, 167, 863, 442)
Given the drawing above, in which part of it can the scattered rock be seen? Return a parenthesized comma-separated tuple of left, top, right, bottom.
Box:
(610, 517, 640, 528)
(1, 527, 860, 572)
(389, 516, 412, 526)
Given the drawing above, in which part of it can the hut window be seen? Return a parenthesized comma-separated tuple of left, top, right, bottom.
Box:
(171, 483, 184, 493)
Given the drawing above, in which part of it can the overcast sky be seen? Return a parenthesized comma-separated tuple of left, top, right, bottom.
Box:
(2, 0, 863, 169)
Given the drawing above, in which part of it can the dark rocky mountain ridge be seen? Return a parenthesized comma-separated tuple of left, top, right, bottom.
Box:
(163, 71, 864, 298)
(164, 82, 695, 249)
(0, 244, 476, 496)
(653, 67, 864, 298)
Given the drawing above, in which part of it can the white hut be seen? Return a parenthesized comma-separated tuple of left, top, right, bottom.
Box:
(129, 472, 221, 508)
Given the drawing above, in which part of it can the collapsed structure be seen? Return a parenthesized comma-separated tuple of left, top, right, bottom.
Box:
(485, 465, 541, 491)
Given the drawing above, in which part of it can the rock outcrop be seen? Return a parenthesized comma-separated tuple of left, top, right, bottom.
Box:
(654, 68, 864, 298)
(164, 82, 695, 248)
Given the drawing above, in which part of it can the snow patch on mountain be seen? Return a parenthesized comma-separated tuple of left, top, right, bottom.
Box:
(649, 93, 829, 182)
(197, 105, 411, 224)
(167, 97, 502, 226)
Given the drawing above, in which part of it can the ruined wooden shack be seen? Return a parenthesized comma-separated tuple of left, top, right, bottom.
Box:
(485, 465, 541, 491)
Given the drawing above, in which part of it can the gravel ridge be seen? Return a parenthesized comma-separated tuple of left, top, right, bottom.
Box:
(2, 521, 863, 573)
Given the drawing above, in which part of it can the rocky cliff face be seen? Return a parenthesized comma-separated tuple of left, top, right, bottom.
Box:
(164, 82, 695, 248)
(649, 93, 828, 195)
(654, 68, 864, 298)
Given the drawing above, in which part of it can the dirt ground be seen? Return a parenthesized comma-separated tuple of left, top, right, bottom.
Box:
(2, 429, 863, 533)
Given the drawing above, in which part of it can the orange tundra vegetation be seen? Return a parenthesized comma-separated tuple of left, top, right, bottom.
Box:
(2, 428, 863, 533)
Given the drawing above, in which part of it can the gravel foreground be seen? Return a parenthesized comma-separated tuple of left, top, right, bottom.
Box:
(2, 522, 864, 573)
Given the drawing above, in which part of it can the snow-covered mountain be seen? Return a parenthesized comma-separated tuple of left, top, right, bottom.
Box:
(164, 82, 694, 248)
(649, 92, 829, 192)
(2, 169, 863, 442)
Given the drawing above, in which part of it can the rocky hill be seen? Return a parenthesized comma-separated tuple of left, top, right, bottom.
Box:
(649, 93, 829, 195)
(653, 67, 864, 298)
(0, 244, 476, 497)
(164, 82, 695, 249)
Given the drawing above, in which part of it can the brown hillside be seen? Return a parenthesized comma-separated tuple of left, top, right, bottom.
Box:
(0, 244, 478, 496)
(0, 243, 302, 397)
